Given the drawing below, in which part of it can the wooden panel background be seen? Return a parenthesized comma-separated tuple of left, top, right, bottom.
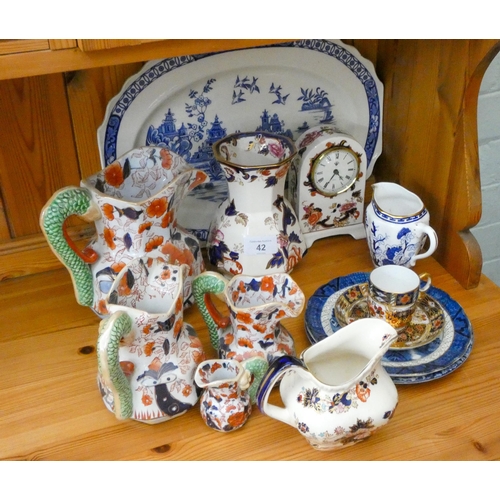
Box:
(0, 63, 143, 280)
(0, 74, 80, 238)
(66, 62, 144, 179)
(0, 39, 49, 55)
(0, 40, 499, 288)
(77, 40, 160, 52)
(366, 40, 500, 289)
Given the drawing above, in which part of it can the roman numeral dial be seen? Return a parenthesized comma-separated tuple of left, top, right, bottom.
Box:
(311, 144, 361, 197)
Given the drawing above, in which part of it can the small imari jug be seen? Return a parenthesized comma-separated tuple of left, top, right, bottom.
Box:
(195, 359, 252, 432)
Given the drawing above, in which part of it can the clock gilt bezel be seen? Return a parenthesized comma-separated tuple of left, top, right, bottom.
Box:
(310, 143, 362, 197)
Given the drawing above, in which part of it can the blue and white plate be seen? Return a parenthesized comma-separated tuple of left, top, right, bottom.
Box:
(305, 272, 474, 384)
(97, 40, 383, 243)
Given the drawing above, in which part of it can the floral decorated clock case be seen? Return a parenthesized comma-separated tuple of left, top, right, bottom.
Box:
(289, 126, 368, 247)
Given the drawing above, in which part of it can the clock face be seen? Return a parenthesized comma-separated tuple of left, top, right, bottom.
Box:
(311, 145, 360, 196)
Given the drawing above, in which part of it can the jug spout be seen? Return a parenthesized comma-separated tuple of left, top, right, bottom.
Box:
(371, 182, 424, 217)
(302, 318, 397, 391)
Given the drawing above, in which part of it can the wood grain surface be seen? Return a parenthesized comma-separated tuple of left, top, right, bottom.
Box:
(371, 39, 500, 289)
(1, 237, 499, 461)
(0, 74, 81, 238)
(66, 62, 145, 180)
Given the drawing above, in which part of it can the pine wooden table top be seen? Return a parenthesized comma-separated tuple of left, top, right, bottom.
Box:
(2, 236, 500, 461)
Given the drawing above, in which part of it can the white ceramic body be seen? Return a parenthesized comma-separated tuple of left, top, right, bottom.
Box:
(367, 265, 432, 331)
(195, 359, 252, 432)
(97, 258, 206, 424)
(257, 318, 399, 451)
(364, 182, 438, 267)
(207, 132, 307, 276)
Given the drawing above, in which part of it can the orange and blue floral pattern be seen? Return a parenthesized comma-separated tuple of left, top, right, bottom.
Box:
(97, 258, 206, 424)
(195, 359, 252, 432)
(207, 132, 307, 276)
(41, 147, 208, 316)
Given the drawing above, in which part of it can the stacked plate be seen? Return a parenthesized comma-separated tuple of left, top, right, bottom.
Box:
(305, 272, 474, 384)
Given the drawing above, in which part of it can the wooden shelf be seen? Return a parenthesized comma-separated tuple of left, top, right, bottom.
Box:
(0, 39, 293, 81)
(2, 237, 500, 460)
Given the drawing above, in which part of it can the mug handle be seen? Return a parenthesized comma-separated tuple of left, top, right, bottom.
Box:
(97, 311, 134, 420)
(256, 356, 303, 428)
(40, 186, 101, 307)
(192, 271, 231, 352)
(418, 272, 432, 292)
(411, 223, 439, 265)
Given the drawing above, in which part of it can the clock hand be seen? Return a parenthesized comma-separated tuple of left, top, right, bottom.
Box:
(324, 169, 343, 188)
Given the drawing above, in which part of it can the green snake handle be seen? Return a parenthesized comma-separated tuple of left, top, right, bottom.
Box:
(243, 357, 270, 404)
(40, 186, 96, 307)
(192, 271, 229, 351)
(192, 271, 269, 403)
(97, 312, 134, 420)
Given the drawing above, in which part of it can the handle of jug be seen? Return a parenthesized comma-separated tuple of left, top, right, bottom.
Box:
(412, 223, 439, 265)
(192, 271, 231, 352)
(97, 311, 134, 420)
(40, 186, 101, 307)
(256, 355, 303, 428)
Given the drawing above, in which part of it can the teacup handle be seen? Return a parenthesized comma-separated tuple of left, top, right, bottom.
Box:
(97, 311, 134, 420)
(40, 186, 101, 307)
(256, 356, 303, 428)
(192, 271, 231, 351)
(419, 272, 432, 292)
(411, 223, 438, 265)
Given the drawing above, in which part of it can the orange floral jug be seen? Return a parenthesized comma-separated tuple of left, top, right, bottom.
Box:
(40, 147, 208, 316)
(97, 258, 206, 423)
(193, 271, 305, 402)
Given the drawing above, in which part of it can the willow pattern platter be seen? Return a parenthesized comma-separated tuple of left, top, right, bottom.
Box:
(305, 272, 474, 384)
(97, 39, 383, 242)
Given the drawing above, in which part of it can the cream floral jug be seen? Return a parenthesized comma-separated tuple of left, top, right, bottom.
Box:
(257, 318, 399, 450)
